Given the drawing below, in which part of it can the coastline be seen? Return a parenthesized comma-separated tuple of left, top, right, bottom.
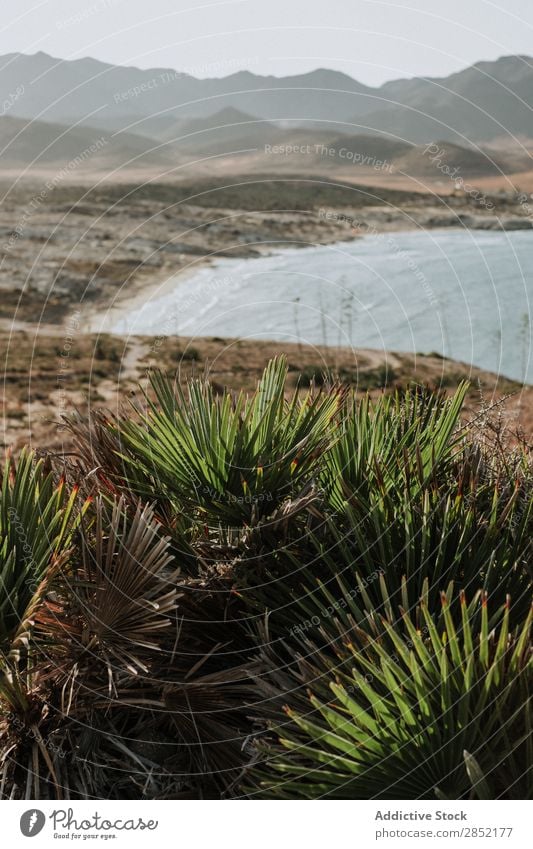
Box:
(81, 214, 533, 336)
(2, 175, 532, 331)
(82, 227, 533, 390)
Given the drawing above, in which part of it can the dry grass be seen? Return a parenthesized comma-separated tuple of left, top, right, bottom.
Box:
(1, 330, 531, 451)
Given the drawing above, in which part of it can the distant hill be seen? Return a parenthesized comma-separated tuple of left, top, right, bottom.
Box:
(392, 141, 512, 178)
(0, 115, 525, 184)
(0, 52, 371, 128)
(163, 108, 281, 152)
(326, 134, 413, 161)
(360, 56, 533, 144)
(194, 129, 521, 182)
(0, 116, 177, 172)
(1, 52, 533, 145)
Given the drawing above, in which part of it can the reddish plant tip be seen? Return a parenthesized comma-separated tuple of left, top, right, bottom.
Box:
(459, 590, 466, 605)
(440, 592, 448, 607)
(481, 592, 488, 607)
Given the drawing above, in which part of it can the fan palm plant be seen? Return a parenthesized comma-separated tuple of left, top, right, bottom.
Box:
(67, 357, 341, 530)
(321, 384, 469, 513)
(249, 592, 532, 799)
(0, 450, 84, 650)
(0, 450, 89, 797)
(1, 361, 530, 801)
(2, 493, 256, 799)
(237, 384, 532, 633)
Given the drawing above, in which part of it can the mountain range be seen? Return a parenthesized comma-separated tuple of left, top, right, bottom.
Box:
(1, 51, 533, 146)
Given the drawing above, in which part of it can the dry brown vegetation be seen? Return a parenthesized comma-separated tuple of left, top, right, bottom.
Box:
(1, 330, 531, 451)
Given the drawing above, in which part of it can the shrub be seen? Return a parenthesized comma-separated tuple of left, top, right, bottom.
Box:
(249, 593, 532, 799)
(1, 359, 531, 800)
(68, 356, 341, 527)
(179, 346, 200, 362)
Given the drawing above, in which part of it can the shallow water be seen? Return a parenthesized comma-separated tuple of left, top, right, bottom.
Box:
(111, 229, 533, 382)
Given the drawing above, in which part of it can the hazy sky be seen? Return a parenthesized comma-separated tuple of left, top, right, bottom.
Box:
(3, 0, 533, 85)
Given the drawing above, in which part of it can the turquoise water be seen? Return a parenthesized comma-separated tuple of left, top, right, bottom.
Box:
(112, 229, 533, 383)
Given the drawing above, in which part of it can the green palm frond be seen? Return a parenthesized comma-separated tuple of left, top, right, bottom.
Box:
(0, 449, 86, 649)
(322, 383, 468, 513)
(239, 384, 531, 631)
(1, 363, 531, 801)
(250, 594, 532, 799)
(69, 357, 341, 528)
